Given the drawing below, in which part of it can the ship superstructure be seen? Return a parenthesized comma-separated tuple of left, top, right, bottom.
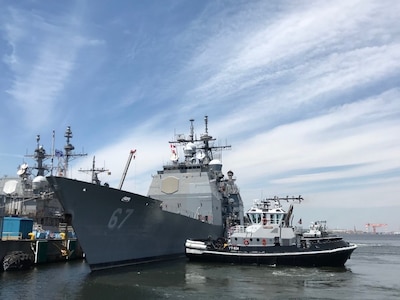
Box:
(148, 116, 244, 230)
(1, 127, 86, 227)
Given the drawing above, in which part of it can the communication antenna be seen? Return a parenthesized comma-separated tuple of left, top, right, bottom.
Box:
(23, 126, 87, 177)
(62, 126, 87, 177)
(79, 156, 110, 185)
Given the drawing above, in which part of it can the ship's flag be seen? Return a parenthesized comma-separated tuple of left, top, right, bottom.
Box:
(170, 144, 178, 162)
(55, 149, 63, 157)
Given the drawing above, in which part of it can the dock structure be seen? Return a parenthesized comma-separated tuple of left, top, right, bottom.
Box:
(1, 238, 83, 268)
(1, 217, 84, 271)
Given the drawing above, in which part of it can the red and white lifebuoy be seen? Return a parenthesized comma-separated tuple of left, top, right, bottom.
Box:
(262, 239, 267, 246)
(244, 239, 250, 245)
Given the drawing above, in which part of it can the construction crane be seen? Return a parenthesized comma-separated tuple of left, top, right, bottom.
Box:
(365, 223, 388, 234)
(119, 149, 136, 190)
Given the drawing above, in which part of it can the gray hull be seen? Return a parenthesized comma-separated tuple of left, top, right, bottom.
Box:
(47, 176, 223, 270)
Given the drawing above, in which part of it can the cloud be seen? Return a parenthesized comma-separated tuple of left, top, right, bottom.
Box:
(157, 0, 399, 140)
(1, 5, 101, 131)
(220, 88, 400, 206)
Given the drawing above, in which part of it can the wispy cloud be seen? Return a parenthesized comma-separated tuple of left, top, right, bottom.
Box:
(1, 5, 98, 131)
(178, 1, 400, 117)
(223, 88, 400, 203)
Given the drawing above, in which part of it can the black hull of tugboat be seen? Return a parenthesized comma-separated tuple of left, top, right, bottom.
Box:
(185, 244, 357, 267)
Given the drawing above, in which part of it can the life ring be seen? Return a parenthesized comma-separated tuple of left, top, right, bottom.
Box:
(244, 239, 249, 246)
(262, 239, 267, 246)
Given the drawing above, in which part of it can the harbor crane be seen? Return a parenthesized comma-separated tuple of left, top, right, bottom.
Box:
(119, 149, 136, 190)
(365, 223, 387, 234)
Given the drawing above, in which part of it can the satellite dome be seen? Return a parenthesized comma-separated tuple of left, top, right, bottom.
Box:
(184, 142, 196, 157)
(185, 142, 196, 152)
(32, 176, 48, 190)
(209, 159, 222, 171)
(209, 159, 222, 165)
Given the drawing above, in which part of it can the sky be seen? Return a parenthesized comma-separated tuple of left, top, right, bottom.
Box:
(0, 0, 399, 232)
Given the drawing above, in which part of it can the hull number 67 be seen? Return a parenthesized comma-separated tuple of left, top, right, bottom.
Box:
(108, 208, 134, 229)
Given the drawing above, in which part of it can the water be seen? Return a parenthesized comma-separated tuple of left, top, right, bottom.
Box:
(1, 234, 399, 299)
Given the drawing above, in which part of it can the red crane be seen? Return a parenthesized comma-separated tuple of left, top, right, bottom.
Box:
(365, 223, 387, 234)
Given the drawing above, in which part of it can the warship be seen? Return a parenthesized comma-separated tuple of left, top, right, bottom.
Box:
(0, 126, 86, 228)
(47, 116, 244, 271)
(1, 127, 85, 269)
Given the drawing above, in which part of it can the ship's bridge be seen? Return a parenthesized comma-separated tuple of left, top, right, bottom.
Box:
(247, 200, 286, 226)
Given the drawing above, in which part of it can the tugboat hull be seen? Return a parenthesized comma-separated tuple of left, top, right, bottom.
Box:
(185, 240, 357, 267)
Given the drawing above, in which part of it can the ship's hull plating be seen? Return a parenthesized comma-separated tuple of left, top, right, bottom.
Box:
(47, 176, 223, 271)
(185, 240, 357, 267)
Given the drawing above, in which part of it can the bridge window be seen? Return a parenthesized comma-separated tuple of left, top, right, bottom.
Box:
(247, 213, 262, 224)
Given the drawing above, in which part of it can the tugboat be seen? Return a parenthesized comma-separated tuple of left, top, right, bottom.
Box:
(185, 196, 357, 267)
